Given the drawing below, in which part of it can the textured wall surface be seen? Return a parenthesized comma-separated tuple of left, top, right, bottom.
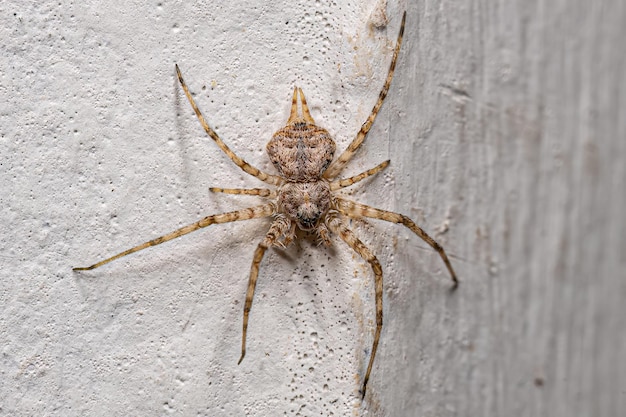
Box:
(1, 1, 624, 416)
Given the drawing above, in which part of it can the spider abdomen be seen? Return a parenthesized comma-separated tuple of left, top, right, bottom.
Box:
(277, 181, 332, 231)
(267, 122, 336, 182)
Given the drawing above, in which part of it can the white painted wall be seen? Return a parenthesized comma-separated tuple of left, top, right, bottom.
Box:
(2, 1, 624, 416)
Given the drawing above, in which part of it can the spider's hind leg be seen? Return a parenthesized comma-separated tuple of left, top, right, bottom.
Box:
(324, 11, 406, 179)
(175, 64, 282, 186)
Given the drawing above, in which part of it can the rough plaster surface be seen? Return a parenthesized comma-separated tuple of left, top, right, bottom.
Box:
(1, 1, 625, 416)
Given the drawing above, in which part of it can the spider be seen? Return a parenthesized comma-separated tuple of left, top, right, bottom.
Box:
(73, 11, 457, 398)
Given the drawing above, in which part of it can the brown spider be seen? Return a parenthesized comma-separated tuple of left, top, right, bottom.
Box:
(73, 11, 457, 398)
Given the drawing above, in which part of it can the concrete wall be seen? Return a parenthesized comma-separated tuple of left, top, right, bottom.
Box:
(1, 1, 624, 416)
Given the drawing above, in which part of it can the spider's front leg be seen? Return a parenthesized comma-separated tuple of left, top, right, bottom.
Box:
(238, 215, 292, 364)
(325, 212, 383, 399)
(335, 198, 458, 288)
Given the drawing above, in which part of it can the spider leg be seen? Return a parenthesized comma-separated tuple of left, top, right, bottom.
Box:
(209, 187, 276, 198)
(325, 212, 382, 399)
(73, 203, 276, 271)
(330, 160, 390, 191)
(175, 64, 283, 186)
(281, 221, 297, 247)
(324, 11, 406, 179)
(336, 198, 458, 288)
(238, 216, 292, 364)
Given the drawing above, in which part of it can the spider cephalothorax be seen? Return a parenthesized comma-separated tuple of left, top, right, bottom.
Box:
(73, 12, 457, 399)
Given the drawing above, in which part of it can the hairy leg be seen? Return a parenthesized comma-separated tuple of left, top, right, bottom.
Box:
(209, 187, 276, 198)
(329, 160, 389, 191)
(324, 11, 406, 179)
(73, 204, 276, 271)
(238, 215, 292, 364)
(175, 64, 282, 186)
(325, 212, 383, 398)
(335, 198, 458, 287)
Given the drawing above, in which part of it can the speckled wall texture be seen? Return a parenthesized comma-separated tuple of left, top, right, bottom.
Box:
(1, 1, 625, 416)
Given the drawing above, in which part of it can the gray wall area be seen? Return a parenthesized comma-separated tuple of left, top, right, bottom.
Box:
(1, 1, 624, 416)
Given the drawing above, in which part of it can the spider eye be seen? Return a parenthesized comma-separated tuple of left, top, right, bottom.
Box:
(297, 213, 320, 230)
(296, 204, 322, 231)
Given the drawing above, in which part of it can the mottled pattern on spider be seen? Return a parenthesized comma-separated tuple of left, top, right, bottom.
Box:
(73, 11, 457, 399)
